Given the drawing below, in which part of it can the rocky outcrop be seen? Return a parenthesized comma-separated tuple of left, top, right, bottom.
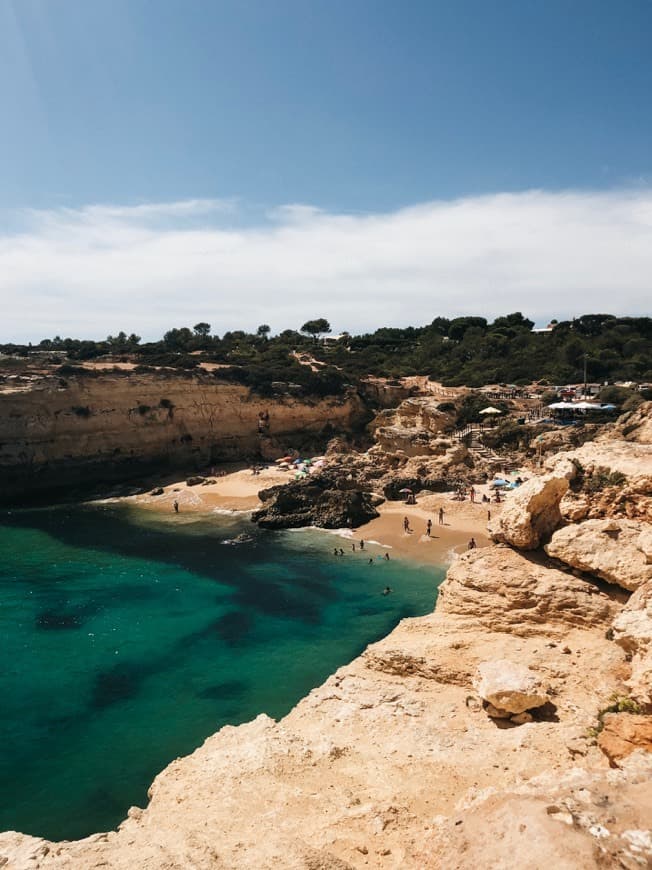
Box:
(612, 580, 652, 710)
(545, 518, 652, 591)
(556, 438, 652, 523)
(489, 473, 568, 549)
(438, 546, 617, 636)
(598, 713, 652, 766)
(613, 399, 652, 444)
(0, 372, 368, 505)
(475, 659, 550, 716)
(251, 473, 379, 529)
(429, 753, 652, 869)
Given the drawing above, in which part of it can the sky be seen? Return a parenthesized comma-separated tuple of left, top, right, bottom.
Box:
(1, 0, 651, 342)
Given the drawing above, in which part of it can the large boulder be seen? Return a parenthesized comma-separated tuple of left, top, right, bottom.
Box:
(475, 659, 549, 714)
(438, 546, 617, 637)
(489, 473, 568, 549)
(612, 580, 652, 710)
(252, 473, 379, 530)
(545, 518, 652, 591)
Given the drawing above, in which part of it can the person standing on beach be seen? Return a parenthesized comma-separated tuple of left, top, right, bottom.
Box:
(173, 500, 179, 513)
(438, 507, 445, 525)
(426, 518, 432, 537)
(384, 552, 390, 560)
(352, 542, 356, 552)
(360, 539, 365, 550)
(470, 486, 476, 503)
(468, 537, 477, 550)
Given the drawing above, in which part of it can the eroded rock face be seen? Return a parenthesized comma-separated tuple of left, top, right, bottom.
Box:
(489, 473, 569, 549)
(598, 713, 652, 767)
(555, 439, 652, 523)
(251, 474, 379, 529)
(439, 546, 617, 636)
(475, 659, 549, 714)
(612, 580, 652, 710)
(613, 400, 652, 444)
(545, 518, 652, 591)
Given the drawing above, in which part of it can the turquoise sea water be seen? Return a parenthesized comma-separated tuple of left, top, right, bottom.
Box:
(0, 504, 443, 841)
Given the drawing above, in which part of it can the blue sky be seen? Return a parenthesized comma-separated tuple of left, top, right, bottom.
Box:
(1, 0, 651, 340)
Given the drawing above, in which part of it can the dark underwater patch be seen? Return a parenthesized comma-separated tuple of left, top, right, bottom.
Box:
(198, 679, 247, 701)
(91, 662, 151, 709)
(36, 609, 83, 630)
(183, 610, 255, 648)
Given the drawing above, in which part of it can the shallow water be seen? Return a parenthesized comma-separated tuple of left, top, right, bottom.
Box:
(0, 504, 443, 840)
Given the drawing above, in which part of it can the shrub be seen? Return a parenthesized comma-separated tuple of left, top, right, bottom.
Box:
(584, 466, 627, 493)
(586, 694, 642, 737)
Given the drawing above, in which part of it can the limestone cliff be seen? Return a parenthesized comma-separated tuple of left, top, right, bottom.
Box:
(0, 372, 367, 504)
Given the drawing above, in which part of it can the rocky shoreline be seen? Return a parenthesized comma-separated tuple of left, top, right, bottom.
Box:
(1, 400, 651, 869)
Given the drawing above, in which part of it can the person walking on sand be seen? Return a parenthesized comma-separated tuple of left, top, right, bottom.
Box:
(173, 500, 179, 514)
(468, 537, 477, 550)
(426, 518, 432, 537)
(438, 507, 445, 525)
(470, 486, 476, 504)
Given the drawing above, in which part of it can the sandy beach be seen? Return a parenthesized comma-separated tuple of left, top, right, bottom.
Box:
(122, 465, 506, 567)
(126, 465, 292, 512)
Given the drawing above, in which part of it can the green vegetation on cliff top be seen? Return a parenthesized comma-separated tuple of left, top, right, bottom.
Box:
(2, 313, 651, 396)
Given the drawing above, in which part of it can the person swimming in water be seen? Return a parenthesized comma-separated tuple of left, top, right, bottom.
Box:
(382, 586, 392, 595)
(384, 552, 390, 561)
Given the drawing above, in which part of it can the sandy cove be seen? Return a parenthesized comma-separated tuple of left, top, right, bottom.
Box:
(122, 466, 500, 565)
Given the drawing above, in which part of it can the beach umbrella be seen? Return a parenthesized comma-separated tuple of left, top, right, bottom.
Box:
(479, 406, 502, 415)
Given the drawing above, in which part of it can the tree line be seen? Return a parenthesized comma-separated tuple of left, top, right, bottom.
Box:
(1, 313, 650, 395)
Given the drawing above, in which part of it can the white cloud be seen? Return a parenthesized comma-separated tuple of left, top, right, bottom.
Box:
(1, 188, 651, 342)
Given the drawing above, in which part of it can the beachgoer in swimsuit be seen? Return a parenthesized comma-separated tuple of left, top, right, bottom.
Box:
(173, 500, 179, 513)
